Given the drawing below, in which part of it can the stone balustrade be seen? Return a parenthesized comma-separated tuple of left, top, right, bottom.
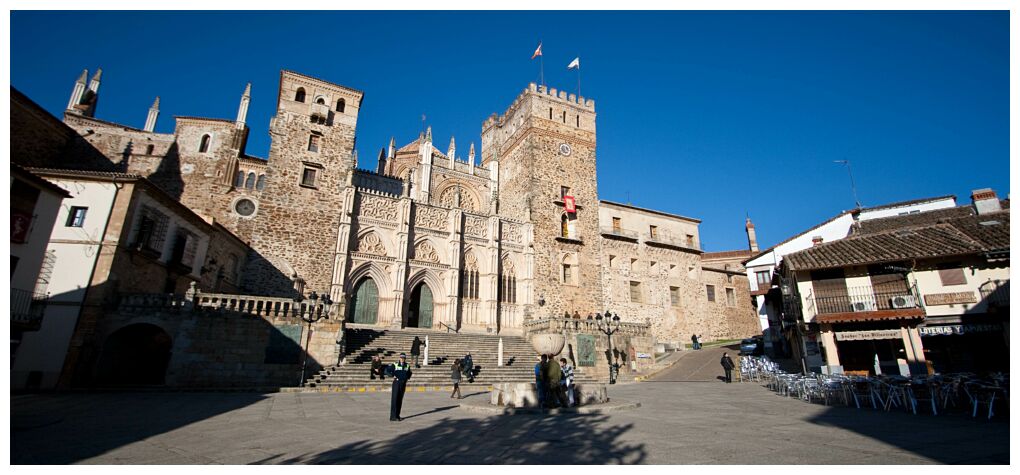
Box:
(117, 284, 339, 321)
(523, 317, 651, 337)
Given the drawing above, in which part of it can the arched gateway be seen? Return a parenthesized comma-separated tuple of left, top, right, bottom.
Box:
(407, 282, 433, 328)
(350, 277, 379, 324)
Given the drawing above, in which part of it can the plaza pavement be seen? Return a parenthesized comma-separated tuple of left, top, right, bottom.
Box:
(11, 348, 1008, 464)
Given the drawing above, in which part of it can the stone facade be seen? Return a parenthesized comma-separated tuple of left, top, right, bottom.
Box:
(50, 69, 758, 348)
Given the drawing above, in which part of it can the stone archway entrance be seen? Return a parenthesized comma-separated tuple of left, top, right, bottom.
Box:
(350, 277, 379, 324)
(407, 282, 433, 328)
(96, 323, 173, 385)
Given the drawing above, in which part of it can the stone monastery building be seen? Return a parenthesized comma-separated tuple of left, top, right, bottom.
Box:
(60, 69, 760, 347)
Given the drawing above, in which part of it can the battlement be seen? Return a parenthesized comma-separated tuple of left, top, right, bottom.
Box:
(482, 82, 595, 130)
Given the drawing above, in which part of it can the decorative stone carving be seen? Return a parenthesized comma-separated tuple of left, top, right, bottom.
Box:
(463, 251, 478, 270)
(359, 195, 398, 221)
(502, 223, 522, 243)
(356, 232, 386, 256)
(464, 215, 487, 238)
(415, 205, 448, 230)
(413, 240, 439, 263)
(439, 185, 478, 212)
(501, 256, 515, 275)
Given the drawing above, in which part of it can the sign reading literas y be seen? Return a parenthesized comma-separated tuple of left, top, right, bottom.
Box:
(924, 292, 977, 306)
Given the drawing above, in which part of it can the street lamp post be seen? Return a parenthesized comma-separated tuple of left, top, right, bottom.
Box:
(298, 291, 332, 387)
(594, 310, 622, 384)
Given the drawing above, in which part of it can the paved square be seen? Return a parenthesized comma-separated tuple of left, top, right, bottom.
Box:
(12, 376, 1007, 464)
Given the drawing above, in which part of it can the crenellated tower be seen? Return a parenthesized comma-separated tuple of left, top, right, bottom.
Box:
(484, 83, 600, 318)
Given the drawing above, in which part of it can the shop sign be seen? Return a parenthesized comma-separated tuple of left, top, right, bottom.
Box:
(835, 329, 902, 341)
(924, 292, 977, 306)
(919, 323, 1002, 337)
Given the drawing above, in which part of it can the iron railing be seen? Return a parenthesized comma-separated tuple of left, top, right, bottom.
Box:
(11, 287, 48, 326)
(980, 280, 1009, 307)
(808, 284, 921, 315)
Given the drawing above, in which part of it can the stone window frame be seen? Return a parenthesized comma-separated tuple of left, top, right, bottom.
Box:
(336, 98, 346, 113)
(308, 132, 323, 153)
(725, 287, 736, 307)
(300, 161, 324, 189)
(706, 284, 716, 303)
(561, 253, 579, 287)
(629, 281, 643, 303)
(669, 286, 681, 307)
(198, 134, 212, 154)
(295, 87, 307, 103)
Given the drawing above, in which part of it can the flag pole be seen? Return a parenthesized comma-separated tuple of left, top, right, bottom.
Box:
(577, 62, 582, 98)
(540, 52, 545, 88)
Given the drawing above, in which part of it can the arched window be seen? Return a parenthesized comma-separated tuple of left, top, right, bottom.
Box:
(461, 253, 480, 300)
(234, 170, 245, 188)
(146, 144, 155, 155)
(255, 174, 266, 191)
(295, 87, 306, 103)
(198, 134, 211, 153)
(336, 98, 346, 113)
(500, 257, 517, 304)
(245, 172, 256, 189)
(315, 97, 325, 105)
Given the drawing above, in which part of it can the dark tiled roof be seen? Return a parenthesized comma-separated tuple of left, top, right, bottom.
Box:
(785, 203, 1010, 271)
(784, 224, 987, 271)
(26, 167, 143, 180)
(12, 164, 72, 197)
(856, 195, 956, 213)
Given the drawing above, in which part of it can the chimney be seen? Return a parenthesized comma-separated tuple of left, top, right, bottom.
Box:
(971, 188, 1001, 215)
(745, 217, 759, 253)
(812, 236, 824, 246)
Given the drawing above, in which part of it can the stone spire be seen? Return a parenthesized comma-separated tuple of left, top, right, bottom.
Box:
(66, 69, 89, 111)
(143, 96, 160, 132)
(425, 125, 432, 143)
(377, 147, 387, 174)
(87, 68, 102, 93)
(388, 136, 396, 159)
(448, 136, 456, 167)
(236, 82, 251, 129)
(469, 142, 476, 164)
(745, 217, 759, 253)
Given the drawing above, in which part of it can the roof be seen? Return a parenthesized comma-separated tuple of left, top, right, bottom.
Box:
(742, 194, 959, 265)
(396, 137, 448, 159)
(174, 116, 234, 124)
(25, 167, 143, 181)
(598, 200, 701, 223)
(784, 212, 1009, 271)
(281, 70, 364, 97)
(11, 164, 73, 198)
(702, 250, 753, 261)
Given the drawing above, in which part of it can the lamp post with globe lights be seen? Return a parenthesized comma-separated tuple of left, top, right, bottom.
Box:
(594, 310, 622, 384)
(297, 291, 333, 386)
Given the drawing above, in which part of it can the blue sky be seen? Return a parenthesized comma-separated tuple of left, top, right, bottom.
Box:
(11, 11, 1009, 252)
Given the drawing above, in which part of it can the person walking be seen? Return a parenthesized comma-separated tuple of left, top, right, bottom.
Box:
(560, 357, 575, 407)
(720, 352, 735, 383)
(370, 355, 385, 380)
(388, 353, 413, 421)
(534, 355, 547, 408)
(450, 359, 463, 399)
(545, 355, 569, 408)
(691, 334, 700, 350)
(410, 336, 425, 368)
(462, 352, 474, 383)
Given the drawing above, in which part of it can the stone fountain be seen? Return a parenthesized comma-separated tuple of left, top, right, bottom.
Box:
(488, 330, 609, 409)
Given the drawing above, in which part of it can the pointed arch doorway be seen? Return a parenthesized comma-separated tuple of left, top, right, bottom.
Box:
(350, 277, 379, 324)
(407, 282, 433, 328)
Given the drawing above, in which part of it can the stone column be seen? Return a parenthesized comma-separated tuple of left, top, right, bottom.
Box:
(819, 324, 840, 367)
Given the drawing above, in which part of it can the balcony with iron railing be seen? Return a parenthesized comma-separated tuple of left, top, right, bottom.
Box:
(980, 280, 1009, 309)
(11, 287, 48, 330)
(310, 102, 330, 121)
(807, 284, 922, 316)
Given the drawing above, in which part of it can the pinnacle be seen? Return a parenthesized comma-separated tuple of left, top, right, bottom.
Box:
(77, 69, 89, 83)
(151, 96, 160, 109)
(91, 68, 103, 81)
(243, 82, 251, 96)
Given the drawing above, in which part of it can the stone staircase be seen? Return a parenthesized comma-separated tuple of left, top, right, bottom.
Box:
(306, 328, 597, 388)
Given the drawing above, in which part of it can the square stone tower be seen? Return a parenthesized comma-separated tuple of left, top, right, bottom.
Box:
(483, 84, 602, 318)
(244, 71, 364, 296)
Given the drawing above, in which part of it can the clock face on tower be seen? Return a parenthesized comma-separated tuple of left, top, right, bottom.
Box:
(234, 198, 256, 217)
(559, 142, 572, 156)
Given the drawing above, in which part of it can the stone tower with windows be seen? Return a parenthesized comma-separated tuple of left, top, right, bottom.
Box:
(244, 70, 364, 296)
(482, 83, 602, 318)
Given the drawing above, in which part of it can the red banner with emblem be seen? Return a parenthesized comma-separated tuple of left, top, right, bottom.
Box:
(563, 195, 576, 213)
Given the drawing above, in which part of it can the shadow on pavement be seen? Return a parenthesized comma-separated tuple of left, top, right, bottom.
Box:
(12, 392, 269, 464)
(271, 412, 646, 464)
(803, 404, 1009, 464)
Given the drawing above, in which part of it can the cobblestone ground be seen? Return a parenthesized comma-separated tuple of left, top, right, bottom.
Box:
(12, 352, 1008, 464)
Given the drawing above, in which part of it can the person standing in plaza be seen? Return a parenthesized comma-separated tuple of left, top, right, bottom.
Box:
(691, 334, 700, 350)
(560, 357, 575, 407)
(545, 354, 568, 408)
(534, 355, 547, 408)
(410, 335, 425, 368)
(450, 358, 462, 399)
(720, 352, 735, 383)
(388, 353, 412, 421)
(462, 352, 474, 383)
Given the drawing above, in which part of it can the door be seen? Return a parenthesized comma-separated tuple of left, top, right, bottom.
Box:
(408, 283, 433, 328)
(351, 278, 378, 324)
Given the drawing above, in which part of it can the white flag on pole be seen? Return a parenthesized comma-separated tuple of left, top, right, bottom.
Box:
(567, 57, 580, 70)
